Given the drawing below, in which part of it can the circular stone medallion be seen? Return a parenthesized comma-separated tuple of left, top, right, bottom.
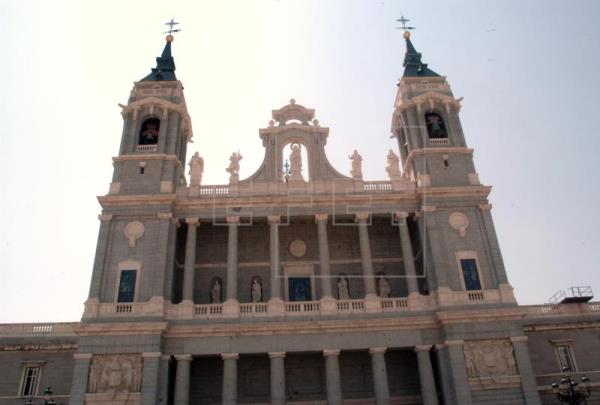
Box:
(289, 239, 307, 258)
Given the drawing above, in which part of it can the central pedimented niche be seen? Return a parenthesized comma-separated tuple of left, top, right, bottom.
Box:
(242, 99, 351, 183)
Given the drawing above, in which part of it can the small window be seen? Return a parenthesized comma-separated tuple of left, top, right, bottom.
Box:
(425, 112, 448, 139)
(20, 366, 40, 397)
(555, 343, 577, 372)
(460, 259, 482, 291)
(139, 118, 160, 145)
(117, 270, 137, 303)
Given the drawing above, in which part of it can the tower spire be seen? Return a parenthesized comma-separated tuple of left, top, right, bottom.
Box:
(395, 16, 440, 78)
(141, 19, 181, 82)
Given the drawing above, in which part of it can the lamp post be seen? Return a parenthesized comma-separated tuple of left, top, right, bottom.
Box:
(25, 387, 56, 405)
(551, 367, 592, 405)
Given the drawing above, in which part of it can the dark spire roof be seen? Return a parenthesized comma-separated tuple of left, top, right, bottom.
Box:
(402, 32, 440, 78)
(141, 37, 177, 82)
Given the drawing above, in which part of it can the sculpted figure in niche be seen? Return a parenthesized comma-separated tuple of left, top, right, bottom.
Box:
(349, 150, 363, 180)
(337, 276, 350, 300)
(385, 149, 401, 179)
(188, 152, 204, 186)
(211, 279, 222, 303)
(425, 112, 447, 139)
(226, 152, 243, 184)
(289, 143, 303, 179)
(251, 278, 262, 302)
(88, 354, 142, 394)
(139, 118, 160, 145)
(377, 275, 391, 298)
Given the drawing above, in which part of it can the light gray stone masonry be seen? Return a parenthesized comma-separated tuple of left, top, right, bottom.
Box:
(173, 354, 191, 405)
(68, 354, 91, 405)
(269, 352, 286, 405)
(510, 337, 541, 405)
(397, 212, 419, 294)
(269, 217, 282, 300)
(141, 352, 161, 405)
(222, 353, 238, 405)
(182, 219, 198, 302)
(324, 349, 343, 405)
(316, 215, 333, 298)
(357, 215, 376, 295)
(446, 340, 472, 405)
(226, 218, 239, 300)
(415, 345, 439, 405)
(369, 347, 391, 405)
(88, 216, 112, 299)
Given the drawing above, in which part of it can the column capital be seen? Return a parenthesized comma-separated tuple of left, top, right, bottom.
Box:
(444, 339, 464, 347)
(142, 352, 162, 358)
(355, 212, 370, 222)
(226, 216, 240, 224)
(510, 336, 528, 343)
(268, 352, 286, 359)
(221, 353, 239, 360)
(98, 214, 113, 222)
(157, 212, 173, 220)
(368, 347, 387, 355)
(73, 353, 93, 360)
(315, 213, 328, 223)
(174, 354, 193, 361)
(414, 345, 433, 352)
(323, 349, 341, 357)
(267, 215, 281, 224)
(394, 211, 409, 221)
(185, 217, 199, 225)
(479, 203, 493, 210)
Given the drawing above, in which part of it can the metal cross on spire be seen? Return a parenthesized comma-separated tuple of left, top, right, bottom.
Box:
(396, 14, 415, 32)
(164, 18, 181, 35)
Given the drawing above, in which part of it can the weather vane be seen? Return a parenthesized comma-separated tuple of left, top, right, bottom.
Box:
(396, 14, 415, 32)
(164, 18, 181, 35)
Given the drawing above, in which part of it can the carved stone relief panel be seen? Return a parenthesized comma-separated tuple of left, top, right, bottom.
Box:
(463, 339, 518, 378)
(88, 354, 143, 394)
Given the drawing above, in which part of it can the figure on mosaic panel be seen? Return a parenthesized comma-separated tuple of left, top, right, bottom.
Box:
(251, 277, 262, 302)
(377, 274, 391, 298)
(210, 278, 222, 303)
(337, 274, 350, 300)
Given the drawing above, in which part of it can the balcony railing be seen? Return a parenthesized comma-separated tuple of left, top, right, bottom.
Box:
(337, 299, 365, 313)
(286, 301, 320, 314)
(240, 302, 268, 315)
(136, 144, 158, 152)
(428, 138, 450, 146)
(381, 297, 409, 311)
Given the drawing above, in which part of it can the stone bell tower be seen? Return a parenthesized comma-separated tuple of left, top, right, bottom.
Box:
(392, 31, 480, 188)
(109, 34, 193, 196)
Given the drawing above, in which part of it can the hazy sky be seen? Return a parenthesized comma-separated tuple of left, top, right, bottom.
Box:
(1, 0, 599, 323)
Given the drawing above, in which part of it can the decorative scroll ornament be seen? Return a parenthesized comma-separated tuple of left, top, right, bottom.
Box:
(87, 354, 143, 394)
(123, 221, 145, 248)
(289, 239, 307, 258)
(463, 340, 518, 378)
(448, 212, 469, 238)
(188, 152, 204, 186)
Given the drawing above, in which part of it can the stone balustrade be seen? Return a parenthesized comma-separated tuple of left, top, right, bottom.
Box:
(136, 144, 158, 152)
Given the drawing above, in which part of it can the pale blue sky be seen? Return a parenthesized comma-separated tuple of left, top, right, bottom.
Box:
(1, 0, 599, 322)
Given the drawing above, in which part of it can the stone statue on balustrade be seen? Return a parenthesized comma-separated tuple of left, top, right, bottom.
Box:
(188, 152, 204, 187)
(226, 152, 243, 184)
(251, 278, 262, 302)
(337, 276, 350, 300)
(211, 279, 222, 303)
(377, 276, 391, 298)
(289, 143, 304, 181)
(87, 354, 142, 394)
(385, 149, 401, 180)
(349, 150, 363, 180)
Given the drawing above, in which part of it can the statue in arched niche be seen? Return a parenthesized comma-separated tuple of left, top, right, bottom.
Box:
(349, 150, 363, 180)
(251, 278, 262, 302)
(139, 118, 160, 145)
(226, 152, 243, 184)
(425, 112, 448, 139)
(377, 274, 391, 298)
(337, 275, 350, 300)
(289, 143, 303, 181)
(188, 152, 204, 187)
(210, 278, 222, 303)
(385, 149, 401, 180)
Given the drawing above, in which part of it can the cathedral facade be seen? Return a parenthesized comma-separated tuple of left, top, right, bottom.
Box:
(0, 31, 599, 405)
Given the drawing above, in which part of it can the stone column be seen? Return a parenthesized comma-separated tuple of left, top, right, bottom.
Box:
(414, 345, 439, 405)
(269, 352, 286, 405)
(268, 216, 284, 313)
(173, 354, 192, 405)
(316, 214, 333, 298)
(68, 353, 92, 405)
(141, 352, 161, 405)
(323, 349, 343, 405)
(222, 353, 239, 405)
(369, 347, 391, 405)
(182, 218, 199, 303)
(356, 212, 376, 296)
(396, 212, 419, 295)
(157, 355, 171, 405)
(445, 340, 472, 405)
(223, 217, 240, 317)
(510, 337, 542, 405)
(153, 213, 174, 299)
